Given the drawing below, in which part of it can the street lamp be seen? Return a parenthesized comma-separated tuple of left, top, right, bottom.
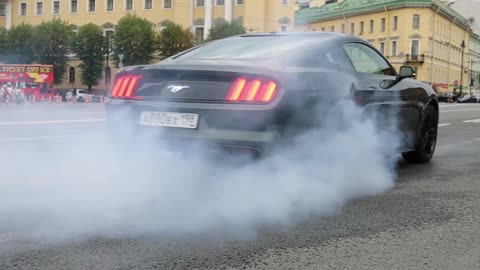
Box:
(460, 40, 466, 92)
(104, 33, 111, 91)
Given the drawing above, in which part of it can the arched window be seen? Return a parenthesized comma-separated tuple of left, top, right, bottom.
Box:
(68, 67, 75, 84)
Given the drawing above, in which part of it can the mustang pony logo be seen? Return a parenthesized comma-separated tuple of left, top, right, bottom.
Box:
(167, 85, 190, 93)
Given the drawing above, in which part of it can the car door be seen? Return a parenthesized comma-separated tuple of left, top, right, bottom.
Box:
(341, 42, 421, 147)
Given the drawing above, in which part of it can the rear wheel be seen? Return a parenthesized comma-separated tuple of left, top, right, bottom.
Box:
(402, 105, 438, 163)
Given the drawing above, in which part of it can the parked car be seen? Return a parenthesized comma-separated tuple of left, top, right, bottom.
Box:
(75, 89, 95, 102)
(457, 94, 480, 103)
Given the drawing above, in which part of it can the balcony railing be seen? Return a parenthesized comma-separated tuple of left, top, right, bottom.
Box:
(406, 53, 425, 64)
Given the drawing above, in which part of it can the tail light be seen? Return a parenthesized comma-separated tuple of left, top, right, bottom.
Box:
(111, 75, 143, 99)
(225, 78, 278, 103)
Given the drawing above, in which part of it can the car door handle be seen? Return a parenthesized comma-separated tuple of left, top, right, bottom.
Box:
(368, 86, 378, 90)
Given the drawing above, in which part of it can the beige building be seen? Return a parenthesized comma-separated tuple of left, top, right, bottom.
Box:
(0, 0, 295, 90)
(295, 0, 473, 92)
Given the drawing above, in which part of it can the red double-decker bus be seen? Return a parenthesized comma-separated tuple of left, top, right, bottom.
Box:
(0, 64, 55, 101)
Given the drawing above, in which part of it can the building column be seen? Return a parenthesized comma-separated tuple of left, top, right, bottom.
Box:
(5, 0, 12, 29)
(189, 0, 194, 33)
(204, 0, 213, 39)
(225, 0, 233, 22)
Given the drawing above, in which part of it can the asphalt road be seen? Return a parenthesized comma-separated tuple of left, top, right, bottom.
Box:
(1, 102, 480, 270)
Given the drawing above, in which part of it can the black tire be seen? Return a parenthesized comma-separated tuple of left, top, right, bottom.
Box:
(402, 105, 438, 163)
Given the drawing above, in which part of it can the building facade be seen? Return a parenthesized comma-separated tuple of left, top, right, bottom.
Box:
(469, 33, 480, 93)
(0, 0, 295, 90)
(450, 0, 480, 94)
(295, 0, 473, 93)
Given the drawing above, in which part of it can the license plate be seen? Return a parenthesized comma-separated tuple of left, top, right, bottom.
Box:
(139, 111, 199, 129)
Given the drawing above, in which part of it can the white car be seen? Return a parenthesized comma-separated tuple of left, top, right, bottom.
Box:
(75, 89, 95, 102)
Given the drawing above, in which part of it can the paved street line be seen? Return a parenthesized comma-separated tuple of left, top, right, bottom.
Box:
(438, 123, 451, 127)
(0, 133, 102, 143)
(66, 112, 104, 114)
(0, 118, 105, 126)
(463, 119, 480, 123)
(440, 109, 480, 112)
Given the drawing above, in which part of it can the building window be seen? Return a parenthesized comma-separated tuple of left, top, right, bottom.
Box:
(369, 20, 373, 33)
(236, 0, 244, 4)
(20, 3, 27, 16)
(144, 0, 153, 9)
(413, 14, 420, 29)
(381, 18, 385, 32)
(341, 24, 345, 33)
(0, 4, 5, 16)
(164, 0, 172, 8)
(195, 27, 204, 44)
(68, 67, 76, 84)
(125, 0, 133, 10)
(393, 16, 398, 30)
(411, 39, 420, 57)
(392, 41, 397, 56)
(380, 42, 385, 55)
(282, 0, 288, 5)
(103, 29, 114, 38)
(70, 0, 78, 13)
(52, 1, 60, 15)
(216, 0, 224, 5)
(350, 23, 354, 35)
(280, 25, 288, 32)
(88, 0, 96, 12)
(330, 26, 334, 32)
(196, 0, 204, 6)
(321, 27, 325, 31)
(106, 0, 114, 11)
(35, 1, 43, 15)
(359, 21, 364, 34)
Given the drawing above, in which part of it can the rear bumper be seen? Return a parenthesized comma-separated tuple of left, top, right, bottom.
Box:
(105, 98, 281, 153)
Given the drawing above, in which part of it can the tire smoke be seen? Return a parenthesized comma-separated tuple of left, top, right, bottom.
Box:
(0, 96, 402, 242)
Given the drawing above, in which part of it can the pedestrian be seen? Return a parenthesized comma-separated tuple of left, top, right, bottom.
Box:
(72, 88, 77, 103)
(66, 90, 73, 103)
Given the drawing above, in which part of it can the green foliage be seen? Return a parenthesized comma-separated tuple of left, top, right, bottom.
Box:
(0, 27, 9, 60)
(73, 23, 105, 90)
(157, 22, 194, 58)
(206, 20, 246, 42)
(2, 23, 36, 64)
(33, 18, 75, 84)
(113, 14, 156, 66)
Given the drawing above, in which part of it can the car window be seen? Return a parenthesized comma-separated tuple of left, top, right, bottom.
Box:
(300, 46, 353, 72)
(343, 43, 396, 76)
(79, 90, 88, 94)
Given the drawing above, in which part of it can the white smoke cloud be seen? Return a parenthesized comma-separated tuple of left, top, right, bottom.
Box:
(0, 94, 402, 243)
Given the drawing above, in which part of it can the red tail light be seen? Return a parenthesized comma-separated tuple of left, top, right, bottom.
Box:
(225, 78, 278, 103)
(111, 75, 143, 99)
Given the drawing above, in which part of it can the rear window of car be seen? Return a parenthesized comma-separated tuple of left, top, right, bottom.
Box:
(174, 35, 322, 62)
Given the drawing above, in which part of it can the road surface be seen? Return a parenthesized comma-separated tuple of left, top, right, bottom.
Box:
(0, 102, 480, 270)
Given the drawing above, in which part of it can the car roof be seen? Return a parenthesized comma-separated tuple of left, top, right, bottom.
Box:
(235, 31, 364, 44)
(166, 31, 368, 61)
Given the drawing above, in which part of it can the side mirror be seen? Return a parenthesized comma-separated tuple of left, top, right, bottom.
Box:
(399, 66, 415, 78)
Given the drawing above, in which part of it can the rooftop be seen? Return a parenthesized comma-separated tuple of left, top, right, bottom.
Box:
(295, 0, 470, 29)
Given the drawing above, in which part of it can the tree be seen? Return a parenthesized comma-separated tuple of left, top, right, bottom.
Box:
(2, 23, 36, 64)
(0, 27, 9, 62)
(73, 23, 105, 90)
(206, 20, 246, 42)
(33, 18, 75, 84)
(113, 14, 156, 67)
(157, 22, 194, 58)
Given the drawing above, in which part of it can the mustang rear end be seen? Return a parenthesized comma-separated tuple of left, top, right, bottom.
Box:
(105, 66, 287, 155)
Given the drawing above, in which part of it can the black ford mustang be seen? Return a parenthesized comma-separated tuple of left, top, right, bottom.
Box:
(106, 32, 439, 163)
